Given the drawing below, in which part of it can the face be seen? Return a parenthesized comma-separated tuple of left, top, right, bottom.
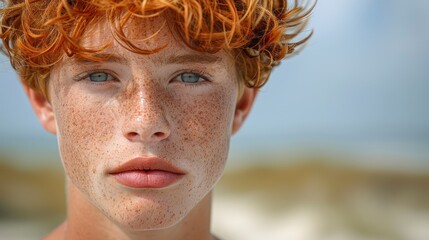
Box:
(26, 17, 255, 230)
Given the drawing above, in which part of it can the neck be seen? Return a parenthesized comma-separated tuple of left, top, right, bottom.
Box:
(45, 182, 214, 240)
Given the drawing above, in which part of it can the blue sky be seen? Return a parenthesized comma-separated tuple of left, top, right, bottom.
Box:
(1, 0, 428, 167)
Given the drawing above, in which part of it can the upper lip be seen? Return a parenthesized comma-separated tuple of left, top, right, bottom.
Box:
(109, 157, 186, 175)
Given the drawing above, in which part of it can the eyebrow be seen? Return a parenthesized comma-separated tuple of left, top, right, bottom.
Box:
(162, 53, 223, 65)
(65, 52, 223, 66)
(67, 53, 129, 65)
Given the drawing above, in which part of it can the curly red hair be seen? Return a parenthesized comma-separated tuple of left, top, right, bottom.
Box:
(0, 0, 314, 98)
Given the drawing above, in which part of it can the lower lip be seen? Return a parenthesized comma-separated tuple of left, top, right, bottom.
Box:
(110, 170, 184, 188)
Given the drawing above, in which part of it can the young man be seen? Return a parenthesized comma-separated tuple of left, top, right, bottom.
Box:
(0, 0, 313, 239)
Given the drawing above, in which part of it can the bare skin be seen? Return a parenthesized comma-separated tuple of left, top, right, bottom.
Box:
(25, 17, 256, 240)
(44, 190, 215, 240)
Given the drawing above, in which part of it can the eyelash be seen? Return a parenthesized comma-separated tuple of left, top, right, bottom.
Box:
(73, 70, 118, 85)
(73, 69, 212, 86)
(172, 70, 211, 85)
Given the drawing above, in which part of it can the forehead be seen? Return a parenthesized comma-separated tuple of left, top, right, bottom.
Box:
(81, 17, 169, 49)
(64, 16, 229, 66)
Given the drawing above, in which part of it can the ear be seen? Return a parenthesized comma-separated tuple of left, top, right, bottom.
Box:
(232, 87, 258, 135)
(22, 83, 57, 135)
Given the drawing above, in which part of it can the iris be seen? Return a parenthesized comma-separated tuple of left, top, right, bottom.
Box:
(89, 72, 112, 82)
(180, 73, 201, 83)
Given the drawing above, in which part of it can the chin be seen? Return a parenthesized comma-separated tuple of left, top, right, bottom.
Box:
(120, 213, 184, 231)
(101, 195, 192, 231)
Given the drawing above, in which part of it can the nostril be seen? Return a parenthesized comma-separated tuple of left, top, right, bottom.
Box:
(127, 132, 139, 138)
(124, 130, 169, 142)
(153, 132, 165, 138)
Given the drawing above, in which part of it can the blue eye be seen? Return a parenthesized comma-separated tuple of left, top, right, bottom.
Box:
(180, 73, 203, 83)
(88, 72, 113, 82)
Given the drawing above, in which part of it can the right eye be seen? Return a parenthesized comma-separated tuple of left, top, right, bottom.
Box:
(88, 72, 115, 82)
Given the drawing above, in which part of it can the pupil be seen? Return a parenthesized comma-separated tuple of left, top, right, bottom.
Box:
(181, 73, 199, 83)
(90, 73, 108, 82)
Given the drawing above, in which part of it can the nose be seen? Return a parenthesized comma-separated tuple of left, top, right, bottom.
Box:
(121, 87, 171, 143)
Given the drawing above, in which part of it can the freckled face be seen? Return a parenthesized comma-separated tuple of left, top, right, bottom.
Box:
(48, 18, 239, 230)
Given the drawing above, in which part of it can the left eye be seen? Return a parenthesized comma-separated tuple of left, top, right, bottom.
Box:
(88, 72, 114, 82)
(178, 73, 205, 83)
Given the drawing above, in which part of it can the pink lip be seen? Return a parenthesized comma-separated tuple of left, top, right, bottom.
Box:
(109, 157, 185, 188)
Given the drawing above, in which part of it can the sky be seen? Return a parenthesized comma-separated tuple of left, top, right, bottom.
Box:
(1, 0, 428, 168)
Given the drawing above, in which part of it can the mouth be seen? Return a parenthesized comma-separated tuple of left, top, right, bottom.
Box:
(109, 157, 186, 189)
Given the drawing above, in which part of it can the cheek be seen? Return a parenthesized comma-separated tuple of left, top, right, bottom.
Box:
(176, 87, 235, 145)
(54, 93, 117, 181)
(172, 86, 237, 182)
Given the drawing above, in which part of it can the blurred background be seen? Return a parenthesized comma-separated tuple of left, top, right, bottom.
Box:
(1, 0, 428, 239)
